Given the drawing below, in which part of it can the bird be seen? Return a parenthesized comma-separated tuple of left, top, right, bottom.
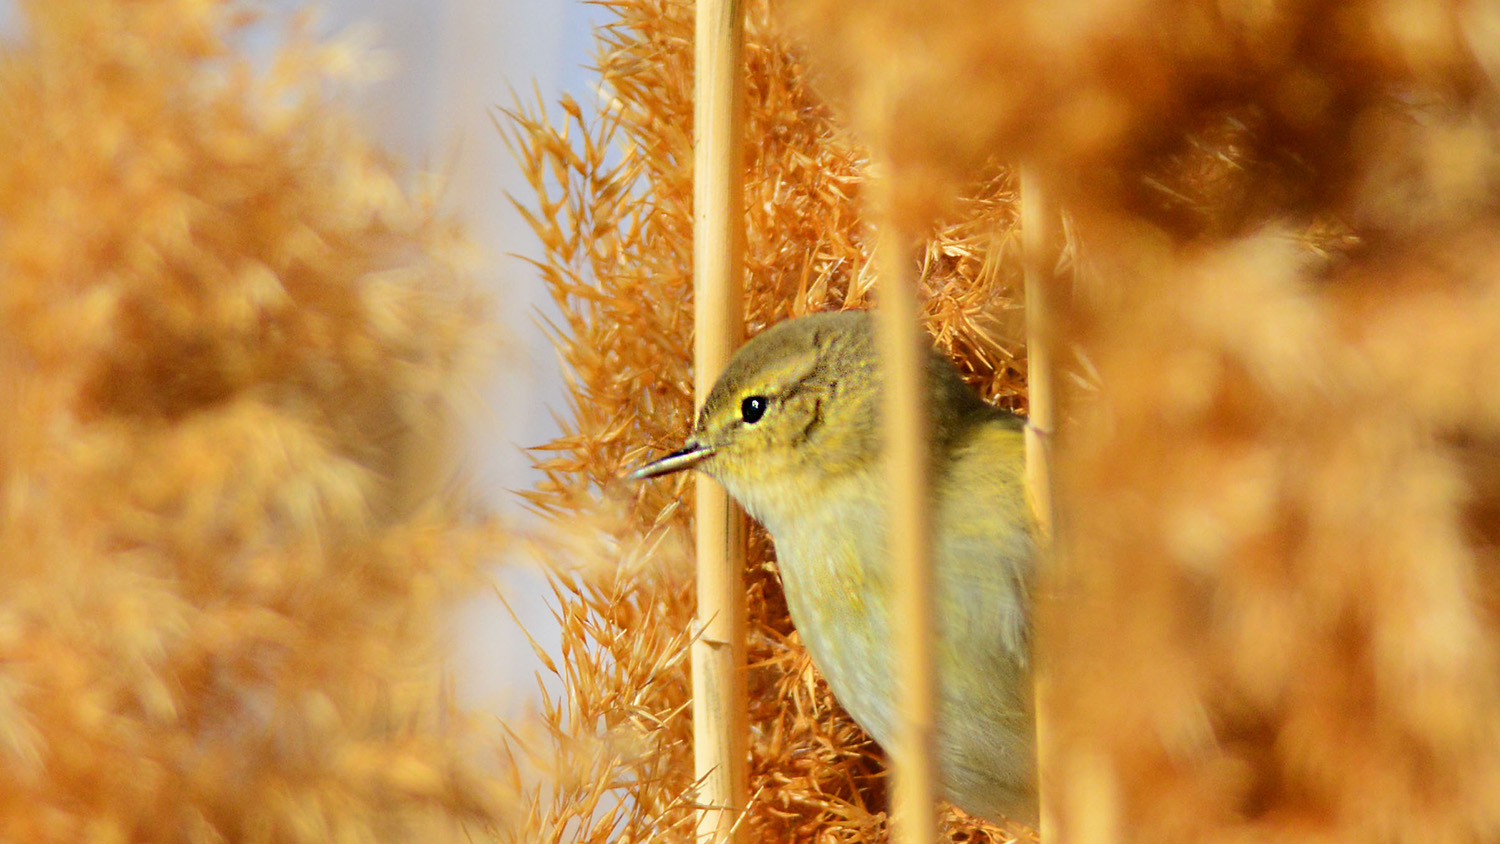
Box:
(630, 309, 1036, 825)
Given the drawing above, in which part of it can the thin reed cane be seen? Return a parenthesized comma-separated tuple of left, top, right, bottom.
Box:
(1020, 167, 1055, 541)
(1020, 166, 1057, 840)
(692, 1, 749, 842)
(877, 228, 939, 844)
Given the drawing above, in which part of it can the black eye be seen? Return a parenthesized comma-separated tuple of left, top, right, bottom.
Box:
(740, 395, 768, 424)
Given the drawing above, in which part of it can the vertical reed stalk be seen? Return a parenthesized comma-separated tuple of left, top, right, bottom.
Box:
(693, 1, 749, 842)
(878, 227, 938, 844)
(1020, 166, 1057, 842)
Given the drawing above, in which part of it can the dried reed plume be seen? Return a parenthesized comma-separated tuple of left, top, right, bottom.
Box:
(0, 2, 506, 841)
(504, 0, 1028, 841)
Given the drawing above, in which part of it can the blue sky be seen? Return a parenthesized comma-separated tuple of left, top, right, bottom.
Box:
(304, 0, 603, 716)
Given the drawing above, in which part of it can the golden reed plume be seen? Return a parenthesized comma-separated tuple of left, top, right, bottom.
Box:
(0, 2, 509, 841)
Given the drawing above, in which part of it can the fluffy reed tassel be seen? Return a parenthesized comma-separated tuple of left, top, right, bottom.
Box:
(0, 2, 506, 841)
(775, 0, 1500, 842)
(505, 1, 1029, 841)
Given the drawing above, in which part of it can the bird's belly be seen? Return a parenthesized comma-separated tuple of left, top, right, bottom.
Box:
(771, 523, 1037, 823)
(775, 541, 895, 743)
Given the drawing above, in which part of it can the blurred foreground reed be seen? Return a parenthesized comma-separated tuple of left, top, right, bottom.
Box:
(0, 2, 508, 841)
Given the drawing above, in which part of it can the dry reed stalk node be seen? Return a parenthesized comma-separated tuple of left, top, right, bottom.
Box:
(775, 0, 1500, 842)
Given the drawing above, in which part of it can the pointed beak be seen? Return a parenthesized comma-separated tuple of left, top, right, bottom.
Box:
(627, 442, 715, 480)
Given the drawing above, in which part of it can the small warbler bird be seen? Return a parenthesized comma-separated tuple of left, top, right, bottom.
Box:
(631, 310, 1036, 824)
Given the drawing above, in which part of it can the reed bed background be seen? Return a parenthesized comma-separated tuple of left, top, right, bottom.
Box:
(6, 0, 1500, 842)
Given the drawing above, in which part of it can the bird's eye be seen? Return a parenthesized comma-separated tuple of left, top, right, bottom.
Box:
(740, 395, 768, 424)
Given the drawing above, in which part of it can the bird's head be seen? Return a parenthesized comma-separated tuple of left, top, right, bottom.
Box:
(630, 310, 881, 523)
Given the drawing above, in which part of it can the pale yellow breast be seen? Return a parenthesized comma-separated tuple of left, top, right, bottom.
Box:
(759, 415, 1038, 822)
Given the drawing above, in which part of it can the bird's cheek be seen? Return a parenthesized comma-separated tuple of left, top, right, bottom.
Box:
(700, 452, 751, 489)
(701, 470, 750, 513)
(740, 442, 783, 480)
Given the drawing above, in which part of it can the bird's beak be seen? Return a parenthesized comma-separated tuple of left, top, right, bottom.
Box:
(628, 442, 715, 480)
